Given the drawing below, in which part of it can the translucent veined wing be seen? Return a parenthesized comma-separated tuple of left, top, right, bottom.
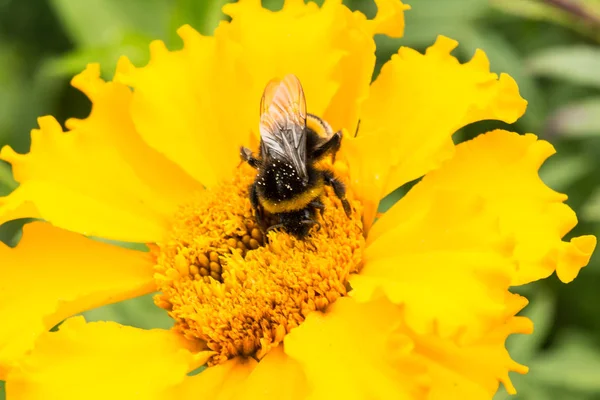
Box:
(259, 74, 308, 182)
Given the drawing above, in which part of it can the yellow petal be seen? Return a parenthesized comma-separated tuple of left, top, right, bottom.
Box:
(241, 345, 308, 400)
(557, 234, 597, 283)
(354, 130, 595, 350)
(171, 357, 257, 399)
(286, 295, 531, 398)
(0, 64, 201, 242)
(284, 297, 429, 400)
(222, 0, 408, 136)
(0, 222, 155, 379)
(346, 36, 527, 219)
(353, 192, 518, 343)
(342, 132, 399, 231)
(114, 32, 226, 188)
(365, 0, 411, 37)
(409, 299, 533, 398)
(173, 345, 308, 400)
(115, 1, 409, 188)
(370, 129, 596, 286)
(6, 316, 212, 400)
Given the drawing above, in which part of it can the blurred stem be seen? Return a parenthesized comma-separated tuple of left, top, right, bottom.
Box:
(542, 0, 600, 27)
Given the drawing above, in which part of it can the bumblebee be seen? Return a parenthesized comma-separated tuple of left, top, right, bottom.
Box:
(240, 74, 351, 239)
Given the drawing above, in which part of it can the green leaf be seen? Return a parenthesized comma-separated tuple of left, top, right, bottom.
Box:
(405, 0, 489, 21)
(0, 43, 26, 146)
(491, 0, 561, 19)
(377, 179, 419, 214)
(539, 153, 591, 191)
(48, 0, 171, 47)
(546, 98, 600, 138)
(529, 330, 600, 392)
(188, 365, 207, 376)
(527, 46, 600, 88)
(90, 236, 148, 252)
(380, 0, 489, 54)
(170, 0, 234, 37)
(7, 69, 68, 154)
(581, 187, 600, 221)
(491, 0, 578, 27)
(41, 32, 153, 79)
(261, 0, 285, 11)
(81, 293, 173, 330)
(492, 0, 600, 42)
(396, 19, 473, 50)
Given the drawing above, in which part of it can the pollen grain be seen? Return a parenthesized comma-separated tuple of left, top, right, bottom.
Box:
(153, 164, 365, 365)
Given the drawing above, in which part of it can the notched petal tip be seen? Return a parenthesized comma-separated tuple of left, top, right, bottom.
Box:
(424, 37, 528, 126)
(0, 145, 19, 164)
(70, 63, 103, 99)
(513, 315, 535, 336)
(523, 132, 557, 169)
(1, 63, 201, 242)
(358, 36, 528, 201)
(177, 24, 207, 50)
(64, 117, 83, 130)
(114, 56, 136, 85)
(149, 39, 170, 60)
(176, 23, 196, 38)
(556, 234, 597, 283)
(36, 115, 62, 133)
(495, 74, 528, 124)
(426, 35, 459, 57)
(221, 0, 261, 18)
(367, 0, 411, 38)
(500, 317, 533, 394)
(468, 48, 490, 70)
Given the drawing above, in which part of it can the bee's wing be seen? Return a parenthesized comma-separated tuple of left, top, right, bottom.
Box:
(259, 74, 308, 182)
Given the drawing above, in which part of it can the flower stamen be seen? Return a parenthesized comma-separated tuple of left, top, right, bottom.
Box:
(154, 164, 364, 365)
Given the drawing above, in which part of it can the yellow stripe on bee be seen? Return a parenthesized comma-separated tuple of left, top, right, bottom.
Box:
(260, 178, 324, 214)
(307, 114, 333, 138)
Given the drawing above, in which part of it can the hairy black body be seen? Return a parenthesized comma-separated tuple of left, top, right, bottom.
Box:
(241, 74, 351, 239)
(241, 118, 350, 239)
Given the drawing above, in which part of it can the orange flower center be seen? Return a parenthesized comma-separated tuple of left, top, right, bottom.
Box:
(153, 163, 365, 365)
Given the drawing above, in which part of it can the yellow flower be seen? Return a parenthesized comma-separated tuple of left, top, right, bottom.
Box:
(0, 0, 595, 398)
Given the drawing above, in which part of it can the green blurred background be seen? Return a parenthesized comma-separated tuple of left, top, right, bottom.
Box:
(1, 0, 600, 398)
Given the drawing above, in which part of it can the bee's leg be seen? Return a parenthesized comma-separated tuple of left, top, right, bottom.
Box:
(265, 223, 285, 238)
(303, 205, 322, 227)
(322, 170, 351, 217)
(300, 219, 321, 232)
(307, 199, 325, 221)
(309, 199, 325, 212)
(311, 131, 341, 162)
(249, 183, 266, 229)
(240, 146, 261, 169)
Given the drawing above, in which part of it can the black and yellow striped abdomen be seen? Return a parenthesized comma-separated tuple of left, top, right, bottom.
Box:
(259, 173, 324, 214)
